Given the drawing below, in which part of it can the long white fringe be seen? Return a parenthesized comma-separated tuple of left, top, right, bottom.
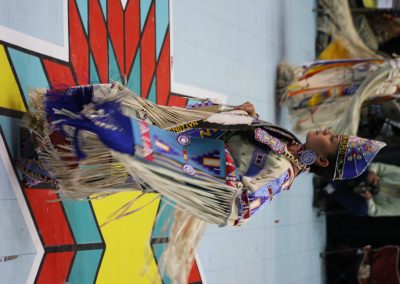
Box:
(111, 150, 238, 226)
(206, 111, 254, 125)
(27, 83, 242, 284)
(159, 210, 208, 284)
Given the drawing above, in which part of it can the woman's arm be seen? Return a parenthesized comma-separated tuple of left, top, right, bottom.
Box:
(234, 101, 258, 118)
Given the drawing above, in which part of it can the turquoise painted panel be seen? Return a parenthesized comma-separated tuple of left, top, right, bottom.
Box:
(90, 53, 100, 84)
(62, 200, 102, 244)
(67, 249, 103, 284)
(0, 116, 21, 159)
(99, 0, 107, 19)
(127, 48, 141, 96)
(8, 48, 49, 106)
(151, 200, 175, 239)
(140, 0, 152, 30)
(76, 0, 88, 34)
(152, 243, 173, 284)
(147, 77, 156, 103)
(109, 39, 122, 83)
(155, 0, 169, 59)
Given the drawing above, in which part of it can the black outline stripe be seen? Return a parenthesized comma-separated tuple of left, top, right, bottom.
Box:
(0, 40, 69, 65)
(0, 127, 46, 247)
(69, 0, 86, 85)
(141, 0, 155, 38)
(45, 243, 105, 253)
(150, 237, 169, 244)
(149, 199, 182, 284)
(40, 57, 78, 89)
(156, 26, 170, 105)
(3, 47, 29, 112)
(125, 0, 141, 83)
(151, 243, 165, 284)
(58, 197, 78, 246)
(88, 0, 109, 83)
(153, 0, 157, 104)
(107, 0, 125, 80)
(165, 0, 172, 105)
(68, 0, 79, 85)
(149, 200, 166, 284)
(125, 41, 140, 84)
(123, 0, 127, 76)
(40, 57, 55, 89)
(88, 200, 106, 283)
(34, 251, 47, 284)
(65, 251, 77, 281)
(170, 91, 192, 98)
(140, 0, 156, 99)
(0, 106, 24, 119)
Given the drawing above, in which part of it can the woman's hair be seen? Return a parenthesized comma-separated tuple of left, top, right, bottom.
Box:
(309, 154, 337, 180)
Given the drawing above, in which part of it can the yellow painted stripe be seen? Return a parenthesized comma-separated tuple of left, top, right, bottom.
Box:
(92, 192, 162, 284)
(0, 45, 25, 112)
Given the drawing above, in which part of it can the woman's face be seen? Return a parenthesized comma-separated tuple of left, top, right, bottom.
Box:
(305, 129, 339, 167)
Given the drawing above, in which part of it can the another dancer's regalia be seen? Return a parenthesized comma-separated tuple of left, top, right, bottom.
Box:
(278, 59, 400, 135)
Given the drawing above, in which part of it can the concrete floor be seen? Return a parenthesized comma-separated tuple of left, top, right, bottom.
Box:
(171, 0, 326, 283)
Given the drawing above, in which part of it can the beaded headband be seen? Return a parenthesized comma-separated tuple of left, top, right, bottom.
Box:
(333, 135, 385, 180)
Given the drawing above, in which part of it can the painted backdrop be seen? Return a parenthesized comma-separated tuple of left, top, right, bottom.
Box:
(0, 0, 203, 283)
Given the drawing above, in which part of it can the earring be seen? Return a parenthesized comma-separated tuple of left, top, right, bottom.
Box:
(300, 150, 317, 166)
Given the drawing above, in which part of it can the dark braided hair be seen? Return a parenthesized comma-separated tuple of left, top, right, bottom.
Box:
(309, 153, 337, 180)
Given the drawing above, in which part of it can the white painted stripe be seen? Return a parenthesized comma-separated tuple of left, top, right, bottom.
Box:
(0, 134, 44, 284)
(171, 82, 228, 103)
(120, 0, 128, 10)
(195, 253, 208, 284)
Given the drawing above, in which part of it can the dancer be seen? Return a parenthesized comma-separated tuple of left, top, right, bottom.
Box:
(21, 83, 385, 282)
(24, 82, 385, 226)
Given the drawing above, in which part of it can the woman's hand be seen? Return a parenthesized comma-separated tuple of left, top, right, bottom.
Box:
(234, 101, 257, 118)
(367, 171, 380, 186)
(359, 191, 372, 201)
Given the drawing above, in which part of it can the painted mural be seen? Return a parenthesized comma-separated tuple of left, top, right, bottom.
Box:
(0, 0, 203, 283)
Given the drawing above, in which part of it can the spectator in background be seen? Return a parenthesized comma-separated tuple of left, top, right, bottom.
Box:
(322, 162, 400, 217)
(361, 163, 400, 216)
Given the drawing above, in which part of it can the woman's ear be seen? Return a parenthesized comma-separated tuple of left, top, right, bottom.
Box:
(316, 156, 329, 168)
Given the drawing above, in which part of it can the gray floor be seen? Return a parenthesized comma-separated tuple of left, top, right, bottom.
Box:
(171, 0, 326, 283)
